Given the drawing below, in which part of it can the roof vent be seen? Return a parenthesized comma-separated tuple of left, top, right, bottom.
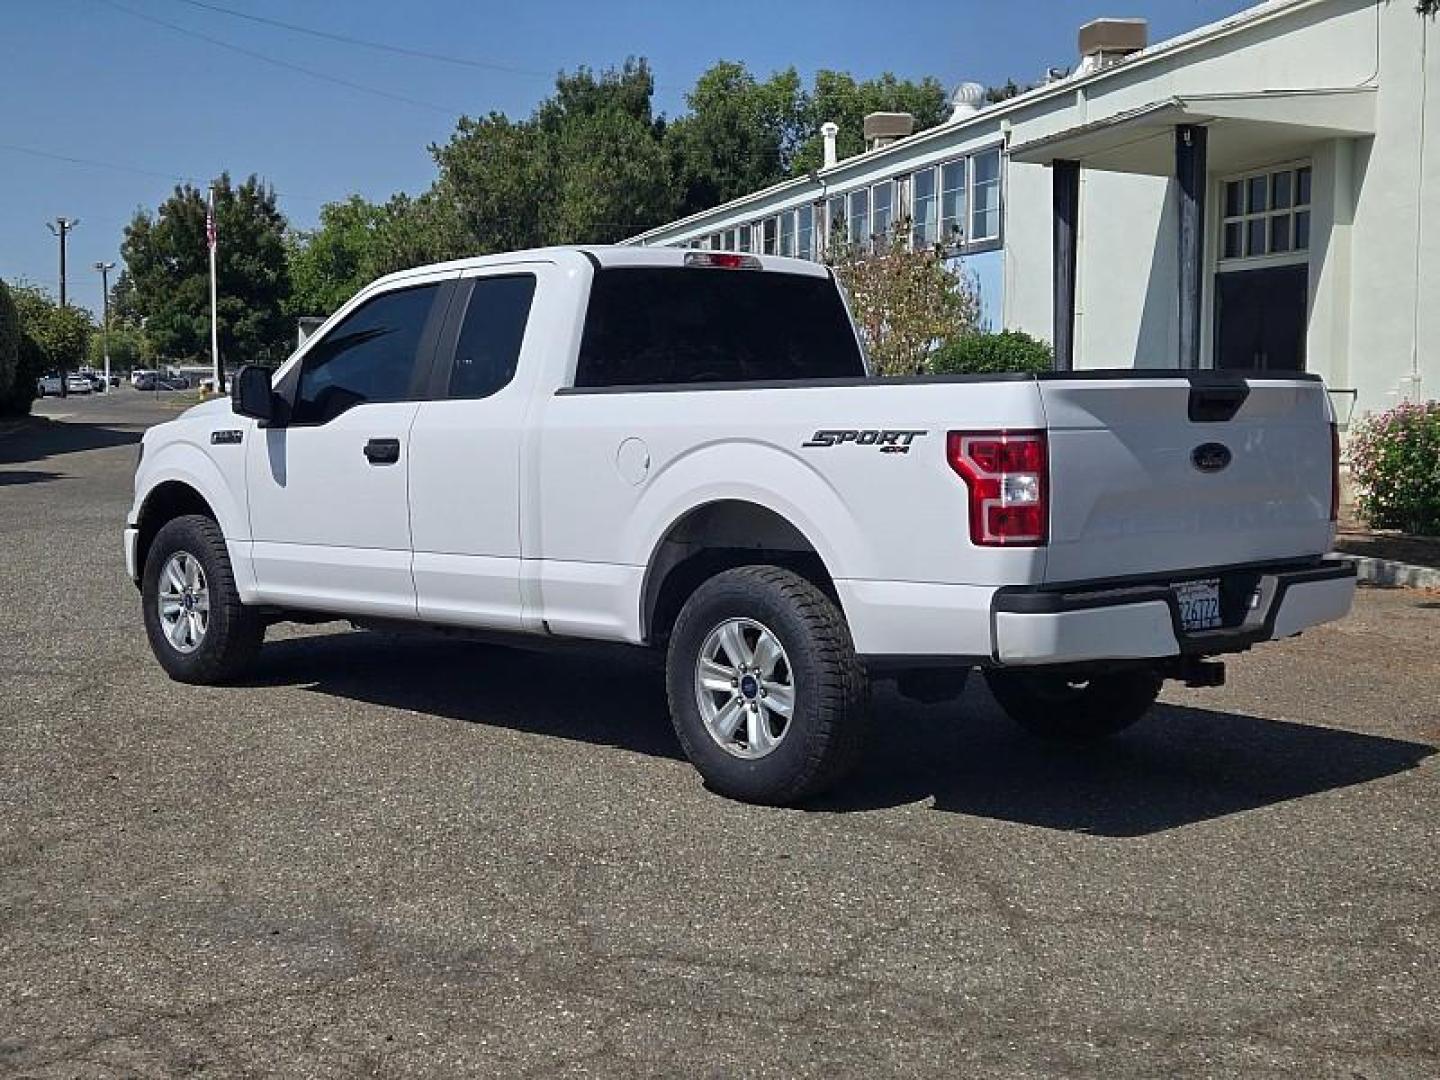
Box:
(948, 82, 985, 122)
(863, 111, 915, 151)
(1077, 17, 1147, 74)
(821, 121, 840, 168)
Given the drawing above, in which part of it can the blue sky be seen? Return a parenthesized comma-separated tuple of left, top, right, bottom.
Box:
(2, 0, 1252, 314)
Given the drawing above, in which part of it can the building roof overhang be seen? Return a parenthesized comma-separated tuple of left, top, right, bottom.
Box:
(1008, 87, 1376, 175)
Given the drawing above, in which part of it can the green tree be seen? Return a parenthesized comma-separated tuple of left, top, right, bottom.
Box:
(431, 59, 675, 251)
(984, 79, 1033, 104)
(792, 72, 950, 175)
(0, 279, 20, 402)
(86, 325, 149, 372)
(30, 304, 93, 376)
(121, 173, 291, 367)
(665, 62, 806, 215)
(286, 195, 389, 317)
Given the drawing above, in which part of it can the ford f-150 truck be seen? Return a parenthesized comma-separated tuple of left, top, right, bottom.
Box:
(125, 246, 1355, 804)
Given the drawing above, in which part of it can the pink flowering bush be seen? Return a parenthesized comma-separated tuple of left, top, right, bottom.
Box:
(1347, 400, 1440, 535)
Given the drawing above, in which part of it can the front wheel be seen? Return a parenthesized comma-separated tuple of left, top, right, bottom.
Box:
(984, 667, 1163, 742)
(142, 514, 264, 684)
(665, 566, 869, 805)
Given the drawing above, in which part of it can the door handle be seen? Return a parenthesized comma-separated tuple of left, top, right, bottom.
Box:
(363, 438, 401, 465)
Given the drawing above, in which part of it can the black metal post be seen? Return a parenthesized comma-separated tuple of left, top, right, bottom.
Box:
(1052, 159, 1080, 371)
(1175, 125, 1208, 370)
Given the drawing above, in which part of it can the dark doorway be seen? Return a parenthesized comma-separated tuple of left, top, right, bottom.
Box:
(1213, 263, 1308, 371)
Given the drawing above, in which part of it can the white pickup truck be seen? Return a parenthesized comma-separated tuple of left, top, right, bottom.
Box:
(126, 246, 1355, 804)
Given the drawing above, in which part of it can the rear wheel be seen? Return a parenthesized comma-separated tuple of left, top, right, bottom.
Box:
(984, 667, 1163, 742)
(142, 514, 264, 684)
(665, 566, 868, 805)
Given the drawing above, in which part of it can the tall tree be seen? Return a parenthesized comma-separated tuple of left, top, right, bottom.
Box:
(431, 59, 675, 251)
(664, 62, 806, 215)
(121, 173, 291, 367)
(0, 279, 20, 402)
(792, 72, 950, 175)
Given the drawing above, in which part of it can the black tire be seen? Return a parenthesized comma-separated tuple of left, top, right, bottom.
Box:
(665, 566, 869, 806)
(984, 667, 1163, 742)
(142, 513, 264, 684)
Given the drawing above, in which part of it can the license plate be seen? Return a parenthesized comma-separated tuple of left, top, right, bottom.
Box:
(1174, 578, 1222, 632)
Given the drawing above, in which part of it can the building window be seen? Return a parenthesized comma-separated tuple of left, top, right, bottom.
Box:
(798, 204, 815, 261)
(737, 224, 752, 252)
(780, 210, 796, 257)
(826, 195, 846, 253)
(1222, 164, 1311, 261)
(870, 180, 894, 249)
(940, 160, 967, 246)
(970, 148, 1001, 243)
(911, 167, 938, 247)
(848, 189, 870, 250)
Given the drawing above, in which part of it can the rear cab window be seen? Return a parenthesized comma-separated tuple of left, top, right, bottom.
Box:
(575, 266, 866, 388)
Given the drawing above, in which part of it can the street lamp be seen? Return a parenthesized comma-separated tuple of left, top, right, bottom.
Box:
(94, 261, 116, 393)
(47, 217, 79, 396)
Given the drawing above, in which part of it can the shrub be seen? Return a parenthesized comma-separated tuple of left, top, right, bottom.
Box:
(1347, 400, 1440, 535)
(0, 334, 43, 417)
(830, 224, 981, 377)
(927, 330, 1054, 376)
(0, 279, 19, 401)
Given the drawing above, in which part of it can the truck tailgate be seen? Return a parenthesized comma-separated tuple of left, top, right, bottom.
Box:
(1039, 375, 1335, 584)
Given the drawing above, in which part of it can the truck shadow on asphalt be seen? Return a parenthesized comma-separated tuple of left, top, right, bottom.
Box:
(249, 628, 1435, 837)
(0, 417, 141, 469)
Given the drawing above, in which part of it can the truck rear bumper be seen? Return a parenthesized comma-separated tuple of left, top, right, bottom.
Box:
(990, 559, 1356, 666)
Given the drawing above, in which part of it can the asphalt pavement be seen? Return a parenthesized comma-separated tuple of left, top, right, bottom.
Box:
(2, 389, 1437, 1078)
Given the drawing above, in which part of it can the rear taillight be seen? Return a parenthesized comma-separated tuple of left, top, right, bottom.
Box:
(1330, 421, 1340, 523)
(946, 430, 1049, 546)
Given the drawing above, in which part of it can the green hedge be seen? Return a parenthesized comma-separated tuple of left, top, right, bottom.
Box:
(927, 330, 1054, 376)
(0, 280, 19, 403)
(0, 335, 43, 417)
(1348, 401, 1440, 535)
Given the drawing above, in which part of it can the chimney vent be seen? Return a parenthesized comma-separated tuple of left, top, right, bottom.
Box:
(821, 121, 840, 168)
(862, 111, 915, 151)
(1077, 17, 1147, 73)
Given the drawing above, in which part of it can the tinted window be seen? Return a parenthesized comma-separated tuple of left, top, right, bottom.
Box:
(448, 275, 537, 399)
(575, 268, 864, 388)
(292, 284, 440, 424)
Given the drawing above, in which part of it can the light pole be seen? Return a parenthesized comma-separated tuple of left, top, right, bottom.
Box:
(47, 217, 79, 396)
(94, 261, 116, 393)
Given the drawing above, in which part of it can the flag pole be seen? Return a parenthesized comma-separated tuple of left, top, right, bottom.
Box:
(208, 184, 223, 393)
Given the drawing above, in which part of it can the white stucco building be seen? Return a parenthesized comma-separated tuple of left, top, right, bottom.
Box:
(625, 0, 1439, 422)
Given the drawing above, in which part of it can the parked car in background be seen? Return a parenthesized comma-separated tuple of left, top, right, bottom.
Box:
(131, 369, 151, 386)
(35, 374, 63, 397)
(64, 374, 92, 394)
(125, 246, 1355, 806)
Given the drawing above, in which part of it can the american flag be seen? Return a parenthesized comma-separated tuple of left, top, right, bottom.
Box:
(206, 188, 216, 252)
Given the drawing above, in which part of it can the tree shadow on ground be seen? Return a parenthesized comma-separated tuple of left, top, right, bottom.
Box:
(248, 628, 1435, 837)
(0, 417, 141, 467)
(0, 470, 66, 487)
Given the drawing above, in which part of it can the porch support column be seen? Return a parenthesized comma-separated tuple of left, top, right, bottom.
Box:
(1052, 158, 1080, 371)
(1175, 124, 1208, 370)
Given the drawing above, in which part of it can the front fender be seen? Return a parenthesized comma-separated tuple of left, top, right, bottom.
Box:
(134, 438, 248, 542)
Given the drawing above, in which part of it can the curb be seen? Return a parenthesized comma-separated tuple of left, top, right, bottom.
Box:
(1331, 552, 1440, 589)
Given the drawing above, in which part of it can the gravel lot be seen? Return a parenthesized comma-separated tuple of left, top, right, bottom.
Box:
(2, 390, 1437, 1078)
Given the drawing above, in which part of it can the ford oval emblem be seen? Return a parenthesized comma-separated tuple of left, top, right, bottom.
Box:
(1192, 442, 1232, 473)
